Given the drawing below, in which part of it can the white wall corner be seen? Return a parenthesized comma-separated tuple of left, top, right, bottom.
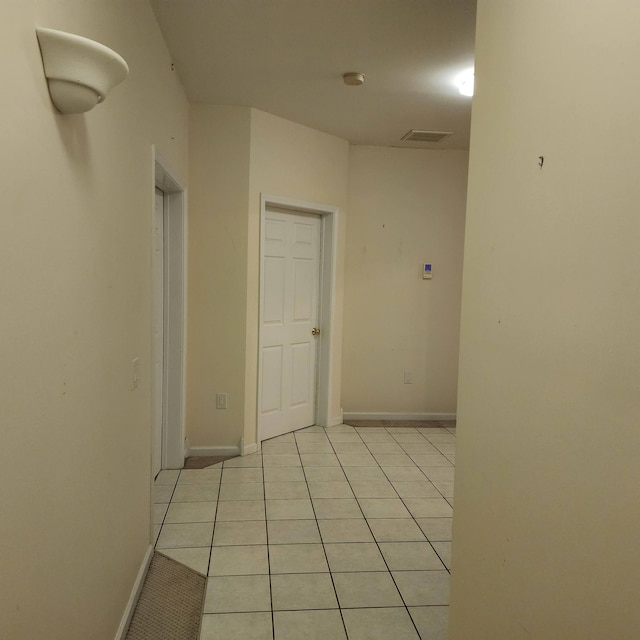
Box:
(241, 440, 259, 456)
(113, 544, 154, 640)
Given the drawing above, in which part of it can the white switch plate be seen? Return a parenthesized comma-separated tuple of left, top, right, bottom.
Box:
(216, 393, 228, 409)
(404, 370, 414, 384)
(132, 357, 140, 390)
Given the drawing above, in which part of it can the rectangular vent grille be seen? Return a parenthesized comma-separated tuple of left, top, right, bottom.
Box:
(401, 129, 453, 143)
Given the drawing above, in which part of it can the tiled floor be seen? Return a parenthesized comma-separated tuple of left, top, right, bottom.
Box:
(153, 423, 455, 639)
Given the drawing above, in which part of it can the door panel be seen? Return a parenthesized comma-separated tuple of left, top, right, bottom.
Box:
(260, 208, 321, 440)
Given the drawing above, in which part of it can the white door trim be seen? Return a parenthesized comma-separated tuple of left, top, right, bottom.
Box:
(258, 194, 339, 442)
(152, 148, 187, 470)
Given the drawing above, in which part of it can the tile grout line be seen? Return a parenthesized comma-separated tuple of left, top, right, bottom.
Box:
(326, 426, 423, 639)
(260, 441, 276, 640)
(363, 428, 453, 576)
(296, 426, 350, 640)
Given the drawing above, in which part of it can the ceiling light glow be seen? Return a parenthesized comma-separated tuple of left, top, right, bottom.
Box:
(456, 68, 474, 97)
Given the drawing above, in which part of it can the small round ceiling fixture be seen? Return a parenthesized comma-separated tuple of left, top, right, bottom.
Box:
(343, 72, 365, 86)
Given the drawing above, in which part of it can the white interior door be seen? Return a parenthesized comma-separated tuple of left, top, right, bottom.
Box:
(152, 188, 165, 477)
(259, 208, 322, 440)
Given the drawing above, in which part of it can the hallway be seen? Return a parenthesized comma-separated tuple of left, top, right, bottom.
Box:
(153, 422, 455, 639)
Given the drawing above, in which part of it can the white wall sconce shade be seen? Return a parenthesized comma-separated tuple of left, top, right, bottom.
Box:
(36, 27, 129, 114)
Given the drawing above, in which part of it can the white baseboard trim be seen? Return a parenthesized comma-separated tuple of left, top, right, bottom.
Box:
(343, 412, 456, 422)
(188, 445, 241, 457)
(113, 544, 154, 640)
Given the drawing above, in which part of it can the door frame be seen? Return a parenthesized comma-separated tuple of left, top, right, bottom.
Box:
(258, 194, 339, 442)
(152, 148, 187, 470)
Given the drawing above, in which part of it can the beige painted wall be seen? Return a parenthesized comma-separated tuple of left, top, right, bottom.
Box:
(342, 146, 468, 415)
(185, 108, 349, 449)
(186, 105, 251, 448)
(451, 1, 640, 638)
(1, 2, 188, 639)
(245, 109, 350, 445)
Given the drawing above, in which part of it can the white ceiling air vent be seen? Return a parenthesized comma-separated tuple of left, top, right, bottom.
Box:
(401, 130, 453, 143)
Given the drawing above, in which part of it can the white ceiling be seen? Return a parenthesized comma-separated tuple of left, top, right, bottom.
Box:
(151, 0, 476, 149)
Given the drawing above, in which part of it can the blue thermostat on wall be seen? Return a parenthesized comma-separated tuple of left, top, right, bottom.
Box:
(423, 263, 433, 279)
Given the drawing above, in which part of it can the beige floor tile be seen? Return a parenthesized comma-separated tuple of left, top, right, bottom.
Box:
(327, 432, 362, 442)
(342, 607, 420, 640)
(264, 481, 310, 500)
(380, 467, 427, 482)
(212, 520, 267, 546)
(296, 441, 334, 454)
(368, 518, 426, 542)
(330, 441, 369, 454)
(391, 481, 440, 498)
(303, 467, 347, 482)
(332, 571, 403, 608)
(344, 467, 389, 483)
(153, 502, 169, 524)
(364, 442, 405, 454)
(204, 575, 271, 613)
(378, 542, 445, 570)
(178, 469, 222, 485)
(269, 543, 329, 573)
(419, 467, 455, 482)
(267, 519, 321, 544)
(358, 498, 411, 519)
(165, 501, 217, 523)
(294, 432, 330, 443)
(273, 609, 347, 640)
(209, 545, 269, 576)
(300, 453, 340, 467)
(261, 442, 299, 455)
(372, 454, 415, 467)
(403, 498, 453, 518)
(266, 498, 315, 520)
(221, 468, 264, 484)
(337, 453, 378, 467)
(324, 542, 386, 572)
(154, 469, 180, 486)
(349, 481, 397, 499)
(410, 454, 452, 467)
(415, 517, 452, 542)
(307, 481, 354, 499)
(312, 498, 363, 519)
(218, 483, 265, 501)
(392, 570, 450, 605)
(200, 612, 272, 640)
(317, 519, 374, 543)
(271, 573, 338, 610)
(153, 485, 174, 503)
(263, 467, 306, 483)
(432, 542, 452, 569)
(263, 454, 302, 467)
(156, 522, 214, 549)
(171, 484, 219, 503)
(409, 606, 449, 640)
(216, 500, 266, 521)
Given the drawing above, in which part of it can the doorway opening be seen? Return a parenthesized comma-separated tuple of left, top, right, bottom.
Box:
(153, 150, 186, 474)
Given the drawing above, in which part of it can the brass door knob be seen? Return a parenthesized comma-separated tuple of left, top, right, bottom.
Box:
(312, 327, 320, 336)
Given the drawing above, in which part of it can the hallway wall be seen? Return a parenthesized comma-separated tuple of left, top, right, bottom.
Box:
(451, 1, 640, 637)
(342, 146, 468, 416)
(0, 2, 188, 639)
(185, 107, 349, 449)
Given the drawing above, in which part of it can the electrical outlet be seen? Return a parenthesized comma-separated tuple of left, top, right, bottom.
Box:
(404, 370, 414, 385)
(216, 393, 228, 409)
(132, 357, 140, 390)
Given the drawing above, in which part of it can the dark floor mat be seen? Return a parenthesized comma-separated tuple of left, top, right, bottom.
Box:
(183, 455, 235, 469)
(125, 553, 206, 640)
(344, 419, 456, 428)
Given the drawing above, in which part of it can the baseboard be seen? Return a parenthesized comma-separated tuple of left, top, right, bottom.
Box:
(113, 544, 154, 640)
(343, 412, 456, 422)
(187, 445, 241, 457)
(242, 441, 259, 456)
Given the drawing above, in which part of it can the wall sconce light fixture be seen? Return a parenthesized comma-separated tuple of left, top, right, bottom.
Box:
(36, 27, 129, 114)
